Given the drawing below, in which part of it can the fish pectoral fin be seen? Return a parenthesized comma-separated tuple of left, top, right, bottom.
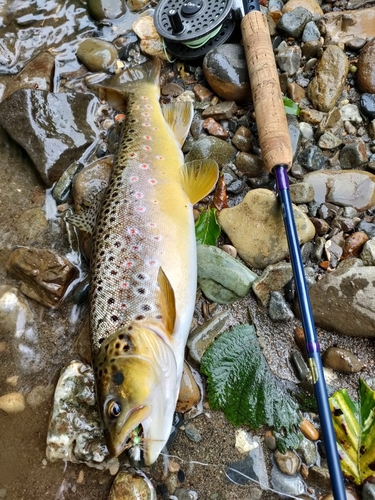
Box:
(180, 159, 219, 205)
(161, 101, 194, 147)
(64, 189, 105, 234)
(157, 267, 176, 337)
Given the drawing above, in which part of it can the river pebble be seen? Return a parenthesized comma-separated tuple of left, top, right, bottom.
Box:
(322, 346, 364, 373)
(231, 126, 252, 152)
(235, 152, 265, 177)
(77, 39, 118, 72)
(297, 437, 318, 466)
(361, 238, 375, 265)
(264, 430, 277, 451)
(0, 392, 25, 413)
(357, 38, 375, 93)
(87, 0, 126, 20)
(108, 468, 156, 500)
(298, 145, 326, 171)
(277, 7, 313, 38)
(184, 422, 202, 443)
(276, 46, 301, 76)
(290, 182, 314, 204)
(340, 103, 363, 123)
(132, 16, 167, 60)
(360, 93, 375, 119)
(252, 262, 293, 306)
(202, 44, 251, 103)
(342, 231, 369, 259)
(0, 285, 34, 337)
(218, 189, 315, 269)
(339, 141, 368, 169)
(282, 0, 323, 15)
(268, 291, 294, 321)
(308, 45, 349, 112)
(176, 362, 201, 414)
(306, 465, 331, 490)
(274, 449, 300, 475)
(185, 136, 236, 167)
(300, 419, 319, 441)
(362, 482, 375, 500)
(271, 466, 305, 496)
(318, 132, 342, 150)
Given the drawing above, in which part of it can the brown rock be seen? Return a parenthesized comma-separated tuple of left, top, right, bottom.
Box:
(308, 45, 349, 112)
(6, 247, 78, 308)
(357, 37, 375, 93)
(322, 346, 364, 372)
(299, 109, 325, 124)
(176, 362, 201, 413)
(202, 117, 229, 139)
(235, 152, 265, 177)
(318, 8, 375, 46)
(300, 419, 319, 441)
(287, 82, 306, 103)
(283, 0, 323, 15)
(201, 101, 238, 120)
(232, 126, 253, 152)
(342, 231, 369, 260)
(310, 217, 330, 235)
(193, 84, 214, 102)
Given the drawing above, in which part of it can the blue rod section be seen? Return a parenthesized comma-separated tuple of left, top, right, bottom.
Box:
(274, 165, 346, 500)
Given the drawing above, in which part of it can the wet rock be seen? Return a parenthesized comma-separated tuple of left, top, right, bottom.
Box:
(6, 247, 79, 308)
(299, 108, 325, 125)
(287, 82, 306, 104)
(127, 0, 149, 11)
(325, 232, 345, 267)
(187, 311, 231, 364)
(362, 482, 375, 500)
(342, 231, 369, 260)
(291, 350, 309, 380)
(276, 46, 301, 76)
(361, 238, 375, 265)
(297, 437, 318, 466)
(302, 21, 320, 42)
(298, 265, 375, 337)
(232, 126, 252, 152)
(340, 103, 362, 124)
(252, 262, 293, 306)
(87, 0, 126, 20)
(268, 291, 294, 321)
(132, 16, 168, 61)
(298, 145, 326, 171)
(318, 8, 375, 46)
(46, 360, 118, 469)
(108, 468, 156, 499)
(14, 208, 48, 244)
(274, 449, 300, 475)
(318, 132, 342, 150)
(228, 435, 269, 488)
(310, 217, 330, 235)
(360, 93, 375, 120)
(300, 419, 319, 441)
(307, 465, 331, 490)
(339, 141, 368, 169)
(202, 101, 237, 120)
(77, 39, 118, 73)
(26, 384, 55, 409)
(308, 45, 349, 112)
(235, 429, 254, 454)
(357, 38, 375, 94)
(302, 40, 323, 60)
(0, 392, 25, 413)
(264, 430, 277, 451)
(305, 170, 375, 211)
(53, 161, 84, 204)
(176, 362, 201, 414)
(271, 466, 305, 496)
(0, 90, 97, 187)
(192, 84, 213, 102)
(197, 245, 257, 304)
(235, 152, 265, 177)
(202, 118, 228, 139)
(218, 189, 315, 269)
(2, 52, 55, 101)
(287, 115, 302, 158)
(203, 44, 251, 103)
(282, 0, 323, 16)
(277, 7, 313, 39)
(358, 220, 375, 238)
(185, 136, 236, 167)
(184, 422, 202, 443)
(0, 285, 34, 337)
(290, 182, 314, 204)
(322, 346, 364, 373)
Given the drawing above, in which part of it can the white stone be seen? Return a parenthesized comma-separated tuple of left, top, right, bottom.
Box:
(361, 239, 375, 265)
(235, 429, 258, 454)
(340, 103, 363, 123)
(0, 392, 25, 413)
(300, 122, 314, 140)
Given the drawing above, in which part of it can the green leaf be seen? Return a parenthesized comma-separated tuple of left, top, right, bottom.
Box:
(283, 96, 300, 116)
(195, 208, 221, 246)
(329, 379, 375, 485)
(200, 324, 302, 453)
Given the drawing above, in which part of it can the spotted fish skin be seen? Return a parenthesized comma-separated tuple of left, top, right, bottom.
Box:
(88, 58, 218, 465)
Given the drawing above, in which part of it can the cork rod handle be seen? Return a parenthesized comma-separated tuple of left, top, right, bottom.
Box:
(241, 11, 293, 172)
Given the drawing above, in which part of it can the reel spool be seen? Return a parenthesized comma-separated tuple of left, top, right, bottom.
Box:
(154, 0, 236, 61)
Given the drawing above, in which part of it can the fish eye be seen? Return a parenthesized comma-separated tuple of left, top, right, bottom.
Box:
(108, 400, 122, 418)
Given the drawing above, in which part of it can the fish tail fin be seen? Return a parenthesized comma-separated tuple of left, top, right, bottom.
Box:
(93, 58, 162, 109)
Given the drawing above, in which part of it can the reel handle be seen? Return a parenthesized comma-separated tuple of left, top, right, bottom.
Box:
(241, 11, 293, 172)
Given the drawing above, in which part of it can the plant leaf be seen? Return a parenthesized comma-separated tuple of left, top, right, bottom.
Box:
(329, 378, 375, 485)
(195, 208, 221, 246)
(283, 96, 300, 116)
(200, 324, 302, 453)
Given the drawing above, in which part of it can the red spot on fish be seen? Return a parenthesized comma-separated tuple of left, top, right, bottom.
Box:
(129, 153, 136, 158)
(122, 282, 129, 288)
(144, 145, 151, 151)
(140, 163, 149, 170)
(145, 104, 152, 109)
(128, 227, 139, 235)
(144, 135, 151, 140)
(130, 176, 138, 182)
(137, 206, 146, 213)
(148, 222, 156, 228)
(153, 236, 161, 241)
(125, 261, 133, 267)
(143, 123, 150, 127)
(153, 127, 158, 131)
(141, 96, 148, 100)
(132, 245, 139, 251)
(135, 192, 144, 199)
(143, 112, 150, 117)
(148, 260, 157, 266)
(121, 304, 127, 308)
(149, 179, 157, 185)
(156, 156, 164, 160)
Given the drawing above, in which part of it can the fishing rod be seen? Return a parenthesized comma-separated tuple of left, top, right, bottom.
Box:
(240, 1, 346, 498)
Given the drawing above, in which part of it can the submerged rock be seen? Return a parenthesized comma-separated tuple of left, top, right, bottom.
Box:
(185, 136, 236, 167)
(304, 170, 375, 211)
(87, 0, 126, 20)
(322, 347, 364, 373)
(77, 39, 118, 72)
(217, 189, 315, 269)
(6, 247, 79, 308)
(0, 90, 98, 186)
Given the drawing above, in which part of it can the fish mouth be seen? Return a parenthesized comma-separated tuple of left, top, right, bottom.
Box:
(107, 405, 151, 457)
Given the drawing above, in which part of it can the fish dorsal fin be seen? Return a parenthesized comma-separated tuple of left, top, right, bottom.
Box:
(65, 189, 105, 234)
(157, 267, 176, 337)
(161, 101, 194, 147)
(180, 159, 219, 205)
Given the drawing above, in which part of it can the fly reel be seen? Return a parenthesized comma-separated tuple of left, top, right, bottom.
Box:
(154, 0, 238, 61)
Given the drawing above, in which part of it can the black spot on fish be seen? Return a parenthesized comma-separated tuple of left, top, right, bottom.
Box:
(98, 338, 104, 344)
(138, 288, 145, 295)
(99, 369, 103, 377)
(109, 256, 114, 262)
(123, 344, 130, 352)
(112, 371, 124, 385)
(109, 217, 115, 222)
(137, 273, 145, 280)
(104, 368, 108, 374)
(135, 315, 145, 320)
(156, 314, 162, 320)
(115, 342, 120, 349)
(98, 318, 104, 325)
(369, 461, 375, 471)
(104, 234, 110, 240)
(119, 333, 124, 340)
(108, 298, 115, 304)
(111, 315, 119, 322)
(111, 270, 117, 276)
(142, 304, 151, 311)
(110, 358, 115, 363)
(105, 345, 109, 351)
(128, 326, 133, 331)
(115, 241, 121, 248)
(98, 286, 103, 292)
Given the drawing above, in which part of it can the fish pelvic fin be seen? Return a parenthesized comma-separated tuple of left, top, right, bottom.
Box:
(180, 159, 219, 205)
(162, 101, 194, 147)
(93, 58, 162, 108)
(157, 267, 176, 337)
(64, 189, 105, 234)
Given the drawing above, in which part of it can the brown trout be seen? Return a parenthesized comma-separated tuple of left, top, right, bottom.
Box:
(74, 58, 218, 465)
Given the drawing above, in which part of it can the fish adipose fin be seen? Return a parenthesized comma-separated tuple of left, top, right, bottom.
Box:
(157, 267, 176, 337)
(65, 189, 104, 234)
(180, 159, 219, 205)
(161, 101, 194, 147)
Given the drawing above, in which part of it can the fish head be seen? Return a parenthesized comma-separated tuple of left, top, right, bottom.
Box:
(94, 321, 178, 464)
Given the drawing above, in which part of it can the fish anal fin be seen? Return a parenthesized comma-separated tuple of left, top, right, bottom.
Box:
(157, 267, 176, 337)
(65, 189, 105, 234)
(180, 159, 219, 205)
(162, 101, 194, 147)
